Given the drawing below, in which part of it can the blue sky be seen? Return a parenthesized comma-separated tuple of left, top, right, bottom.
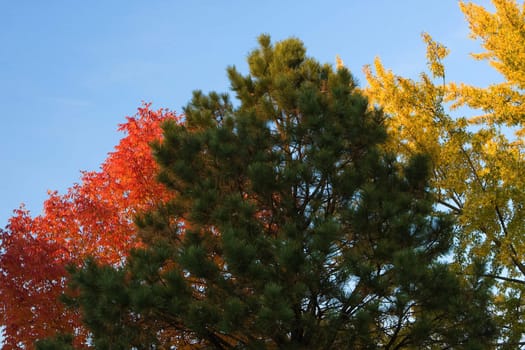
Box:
(0, 0, 498, 229)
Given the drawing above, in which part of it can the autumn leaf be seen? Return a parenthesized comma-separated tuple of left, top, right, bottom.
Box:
(0, 104, 179, 349)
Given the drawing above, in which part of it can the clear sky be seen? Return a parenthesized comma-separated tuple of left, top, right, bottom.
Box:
(0, 0, 498, 229)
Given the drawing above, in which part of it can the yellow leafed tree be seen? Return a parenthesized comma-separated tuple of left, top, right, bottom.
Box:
(450, 0, 525, 134)
(364, 0, 525, 345)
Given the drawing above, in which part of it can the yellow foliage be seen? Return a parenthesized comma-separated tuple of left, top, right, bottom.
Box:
(364, 1, 525, 341)
(449, 0, 525, 135)
(335, 55, 344, 70)
(422, 32, 450, 79)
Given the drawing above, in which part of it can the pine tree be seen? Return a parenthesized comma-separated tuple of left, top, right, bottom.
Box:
(60, 35, 496, 349)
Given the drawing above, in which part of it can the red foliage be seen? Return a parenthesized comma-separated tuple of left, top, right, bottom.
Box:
(0, 104, 179, 349)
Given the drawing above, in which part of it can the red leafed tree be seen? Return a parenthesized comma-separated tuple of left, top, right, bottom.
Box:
(0, 104, 178, 349)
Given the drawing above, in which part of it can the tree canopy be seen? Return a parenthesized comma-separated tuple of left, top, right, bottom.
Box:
(3, 1, 525, 348)
(364, 0, 525, 346)
(0, 105, 177, 349)
(48, 35, 497, 349)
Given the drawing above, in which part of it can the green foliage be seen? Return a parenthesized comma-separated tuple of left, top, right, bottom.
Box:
(36, 334, 75, 350)
(55, 35, 496, 349)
